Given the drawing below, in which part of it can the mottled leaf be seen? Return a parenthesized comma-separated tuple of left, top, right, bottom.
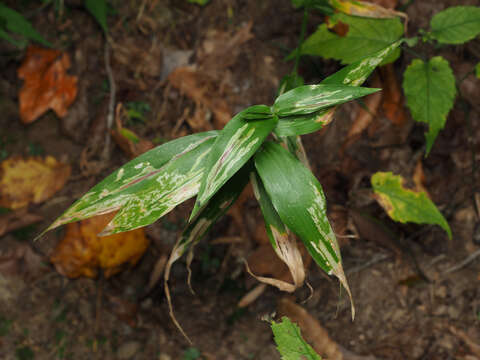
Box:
(85, 0, 108, 34)
(165, 162, 252, 280)
(46, 132, 218, 235)
(273, 84, 380, 117)
(251, 172, 305, 292)
(321, 40, 401, 86)
(274, 108, 334, 137)
(297, 13, 403, 64)
(271, 317, 322, 360)
(192, 107, 278, 219)
(0, 4, 50, 46)
(403, 56, 456, 154)
(430, 6, 480, 45)
(371, 172, 452, 239)
(255, 142, 353, 316)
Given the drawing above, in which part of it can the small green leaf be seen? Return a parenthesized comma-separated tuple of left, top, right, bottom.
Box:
(371, 172, 452, 239)
(274, 108, 334, 136)
(402, 56, 456, 154)
(255, 142, 353, 315)
(191, 107, 277, 219)
(430, 6, 480, 44)
(46, 132, 218, 235)
(0, 4, 50, 46)
(85, 0, 108, 34)
(476, 62, 480, 79)
(273, 84, 380, 117)
(271, 317, 322, 360)
(296, 13, 403, 64)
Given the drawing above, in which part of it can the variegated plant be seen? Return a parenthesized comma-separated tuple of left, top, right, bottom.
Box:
(44, 42, 401, 336)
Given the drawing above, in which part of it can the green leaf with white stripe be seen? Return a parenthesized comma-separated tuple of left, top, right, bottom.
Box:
(166, 162, 252, 277)
(321, 40, 402, 86)
(254, 142, 353, 317)
(46, 131, 218, 235)
(371, 172, 452, 239)
(403, 56, 456, 155)
(274, 42, 399, 137)
(274, 108, 334, 137)
(430, 6, 480, 45)
(251, 172, 305, 292)
(273, 84, 380, 117)
(191, 107, 278, 219)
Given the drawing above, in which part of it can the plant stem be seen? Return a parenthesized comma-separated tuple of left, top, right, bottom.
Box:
(402, 45, 428, 62)
(292, 7, 309, 76)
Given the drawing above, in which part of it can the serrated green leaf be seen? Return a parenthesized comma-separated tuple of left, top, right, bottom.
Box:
(273, 84, 380, 117)
(430, 6, 480, 45)
(321, 40, 401, 86)
(0, 4, 50, 46)
(402, 56, 456, 155)
(271, 317, 322, 360)
(46, 131, 218, 235)
(297, 13, 403, 64)
(251, 172, 305, 291)
(371, 172, 452, 239)
(166, 162, 252, 273)
(254, 142, 353, 315)
(85, 0, 108, 34)
(191, 107, 278, 219)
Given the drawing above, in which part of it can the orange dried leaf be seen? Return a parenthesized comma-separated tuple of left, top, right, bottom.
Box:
(50, 213, 149, 278)
(0, 156, 71, 209)
(18, 45, 78, 124)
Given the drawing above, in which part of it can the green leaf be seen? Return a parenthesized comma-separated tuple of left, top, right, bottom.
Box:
(46, 131, 218, 235)
(271, 317, 322, 360)
(371, 172, 452, 239)
(430, 6, 480, 45)
(254, 142, 353, 315)
(476, 62, 480, 79)
(402, 56, 456, 154)
(0, 4, 50, 46)
(85, 0, 108, 34)
(274, 108, 334, 136)
(273, 84, 380, 117)
(191, 107, 278, 219)
(251, 172, 305, 291)
(297, 13, 403, 64)
(321, 40, 401, 86)
(166, 162, 251, 273)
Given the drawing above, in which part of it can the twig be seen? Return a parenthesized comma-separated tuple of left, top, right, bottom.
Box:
(346, 253, 391, 275)
(103, 39, 116, 161)
(443, 249, 480, 274)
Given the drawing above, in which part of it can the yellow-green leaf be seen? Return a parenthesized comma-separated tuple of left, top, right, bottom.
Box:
(371, 172, 451, 239)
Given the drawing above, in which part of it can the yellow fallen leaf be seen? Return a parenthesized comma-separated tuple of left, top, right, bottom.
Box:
(50, 213, 149, 278)
(0, 156, 71, 209)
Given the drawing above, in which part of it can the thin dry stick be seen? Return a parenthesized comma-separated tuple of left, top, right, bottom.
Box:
(443, 249, 480, 274)
(103, 40, 116, 160)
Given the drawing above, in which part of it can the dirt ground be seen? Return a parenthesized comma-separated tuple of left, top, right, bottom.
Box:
(1, 0, 480, 359)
